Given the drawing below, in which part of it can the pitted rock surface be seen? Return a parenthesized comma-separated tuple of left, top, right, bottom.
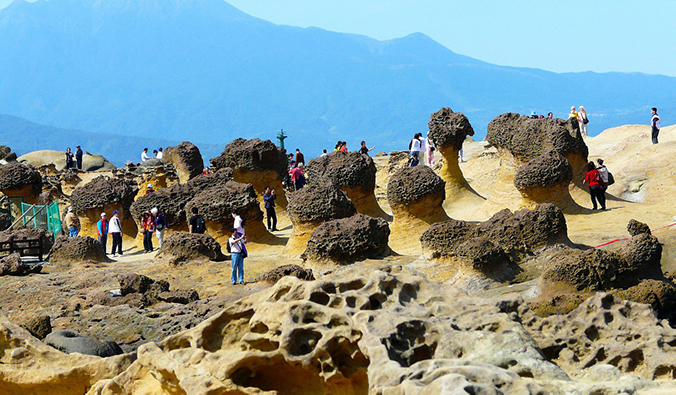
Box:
(184, 180, 262, 224)
(210, 138, 288, 179)
(427, 107, 475, 150)
(155, 232, 226, 265)
(162, 141, 204, 182)
(387, 165, 445, 205)
(0, 145, 16, 162)
(70, 176, 138, 213)
(514, 150, 573, 189)
(45, 330, 124, 357)
(627, 219, 652, 236)
(614, 279, 676, 322)
(486, 113, 588, 161)
(456, 237, 511, 270)
(0, 162, 42, 193)
(305, 151, 377, 191)
(139, 158, 163, 167)
(301, 214, 390, 264)
(48, 236, 109, 264)
(257, 264, 315, 284)
(422, 203, 570, 260)
(18, 314, 52, 340)
(0, 226, 54, 256)
(0, 253, 41, 276)
(287, 181, 356, 224)
(184, 168, 233, 193)
(130, 184, 192, 226)
(118, 273, 168, 296)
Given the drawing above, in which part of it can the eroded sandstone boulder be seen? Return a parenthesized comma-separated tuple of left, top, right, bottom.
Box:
(45, 330, 124, 357)
(161, 142, 204, 183)
(306, 151, 389, 219)
(427, 107, 484, 212)
(0, 253, 42, 276)
(18, 150, 115, 172)
(210, 138, 288, 207)
(0, 226, 54, 257)
(17, 314, 52, 340)
(486, 113, 588, 211)
(627, 219, 651, 236)
(117, 273, 199, 305)
(257, 264, 315, 284)
(48, 236, 110, 264)
(301, 214, 390, 265)
(155, 232, 226, 265)
(286, 181, 356, 255)
(129, 184, 191, 227)
(0, 162, 43, 203)
(0, 145, 17, 162)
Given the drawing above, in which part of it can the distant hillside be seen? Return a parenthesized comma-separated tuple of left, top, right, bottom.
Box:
(1, 0, 676, 155)
(0, 114, 223, 166)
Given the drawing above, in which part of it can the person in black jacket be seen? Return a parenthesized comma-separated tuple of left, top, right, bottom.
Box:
(75, 145, 83, 170)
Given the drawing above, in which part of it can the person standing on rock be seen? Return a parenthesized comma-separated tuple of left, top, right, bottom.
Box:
(97, 212, 109, 251)
(156, 147, 163, 160)
(152, 149, 159, 158)
(650, 107, 661, 144)
(141, 148, 150, 162)
(152, 207, 167, 249)
(65, 206, 80, 237)
(339, 141, 348, 153)
(189, 207, 206, 234)
(359, 141, 375, 156)
(141, 211, 155, 252)
(228, 227, 246, 285)
(320, 149, 328, 157)
(263, 187, 278, 231)
(295, 148, 305, 167)
(582, 161, 606, 211)
(425, 135, 435, 166)
(75, 145, 83, 170)
(568, 106, 578, 120)
(65, 148, 75, 170)
(110, 210, 124, 257)
(578, 106, 589, 136)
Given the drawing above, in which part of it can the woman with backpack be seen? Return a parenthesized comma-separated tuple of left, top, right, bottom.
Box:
(141, 211, 156, 252)
(582, 161, 606, 211)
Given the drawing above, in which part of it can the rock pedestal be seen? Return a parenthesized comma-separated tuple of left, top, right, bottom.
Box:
(0, 162, 43, 204)
(161, 142, 204, 184)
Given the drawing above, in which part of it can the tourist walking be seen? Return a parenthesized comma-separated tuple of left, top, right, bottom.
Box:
(110, 210, 124, 257)
(578, 106, 589, 136)
(141, 148, 151, 162)
(582, 161, 606, 211)
(65, 207, 80, 237)
(189, 207, 206, 234)
(75, 145, 83, 170)
(359, 141, 375, 156)
(141, 211, 155, 252)
(263, 187, 278, 231)
(152, 207, 167, 249)
(228, 227, 246, 285)
(295, 148, 305, 167)
(65, 148, 75, 170)
(409, 133, 422, 166)
(289, 164, 306, 190)
(650, 107, 661, 144)
(568, 106, 578, 120)
(97, 212, 108, 251)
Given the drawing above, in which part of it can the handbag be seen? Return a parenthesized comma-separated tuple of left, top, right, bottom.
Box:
(583, 117, 589, 124)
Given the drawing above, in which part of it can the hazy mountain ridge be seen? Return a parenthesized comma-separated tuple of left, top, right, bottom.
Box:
(1, 0, 676, 155)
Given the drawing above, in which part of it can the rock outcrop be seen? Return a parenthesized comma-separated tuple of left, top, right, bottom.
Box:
(117, 273, 199, 306)
(257, 264, 315, 284)
(161, 142, 204, 183)
(387, 166, 449, 252)
(45, 330, 124, 358)
(0, 145, 17, 163)
(427, 107, 484, 213)
(301, 214, 390, 265)
(0, 253, 42, 276)
(285, 181, 356, 255)
(48, 236, 110, 265)
(155, 232, 226, 265)
(70, 176, 139, 239)
(486, 113, 588, 211)
(305, 151, 390, 219)
(0, 316, 135, 395)
(18, 150, 115, 172)
(210, 138, 289, 207)
(0, 162, 43, 203)
(0, 225, 54, 256)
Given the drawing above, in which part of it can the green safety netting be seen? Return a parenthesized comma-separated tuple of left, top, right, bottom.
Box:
(20, 201, 62, 240)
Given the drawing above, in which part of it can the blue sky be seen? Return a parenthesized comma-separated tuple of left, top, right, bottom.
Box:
(1, 0, 673, 76)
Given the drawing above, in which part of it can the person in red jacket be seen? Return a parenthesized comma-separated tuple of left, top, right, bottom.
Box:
(582, 161, 606, 211)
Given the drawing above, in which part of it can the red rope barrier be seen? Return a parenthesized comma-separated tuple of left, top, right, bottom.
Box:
(593, 222, 676, 249)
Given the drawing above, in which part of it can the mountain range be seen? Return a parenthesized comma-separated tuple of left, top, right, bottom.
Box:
(1, 0, 676, 159)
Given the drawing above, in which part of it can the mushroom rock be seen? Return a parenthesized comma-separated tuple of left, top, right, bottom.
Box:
(285, 181, 356, 256)
(301, 214, 390, 266)
(70, 176, 139, 240)
(210, 138, 288, 207)
(161, 142, 204, 184)
(427, 107, 485, 214)
(184, 180, 269, 245)
(48, 236, 110, 265)
(154, 232, 226, 265)
(0, 145, 17, 163)
(486, 113, 588, 211)
(386, 166, 449, 253)
(17, 150, 115, 172)
(0, 162, 43, 204)
(305, 151, 390, 220)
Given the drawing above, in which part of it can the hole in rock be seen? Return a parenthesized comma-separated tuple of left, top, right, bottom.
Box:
(338, 279, 366, 292)
(309, 292, 330, 306)
(381, 320, 437, 367)
(584, 326, 599, 341)
(288, 328, 322, 356)
(398, 283, 418, 305)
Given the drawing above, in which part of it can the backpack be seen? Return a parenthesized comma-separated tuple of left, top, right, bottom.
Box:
(592, 170, 603, 185)
(226, 239, 231, 253)
(607, 172, 615, 186)
(194, 215, 206, 234)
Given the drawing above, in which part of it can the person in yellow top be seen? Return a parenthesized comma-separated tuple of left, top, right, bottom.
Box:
(568, 106, 578, 120)
(65, 206, 80, 237)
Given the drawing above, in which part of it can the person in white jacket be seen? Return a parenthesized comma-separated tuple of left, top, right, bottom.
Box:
(109, 210, 124, 257)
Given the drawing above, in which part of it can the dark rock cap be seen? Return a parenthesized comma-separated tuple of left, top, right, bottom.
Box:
(301, 214, 390, 263)
(627, 219, 651, 237)
(48, 235, 109, 264)
(162, 141, 205, 181)
(210, 138, 287, 179)
(305, 151, 376, 191)
(156, 232, 226, 264)
(514, 151, 573, 190)
(130, 184, 192, 226)
(287, 181, 356, 223)
(257, 264, 315, 284)
(70, 176, 138, 213)
(427, 107, 475, 150)
(0, 162, 43, 193)
(184, 180, 262, 223)
(387, 165, 445, 205)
